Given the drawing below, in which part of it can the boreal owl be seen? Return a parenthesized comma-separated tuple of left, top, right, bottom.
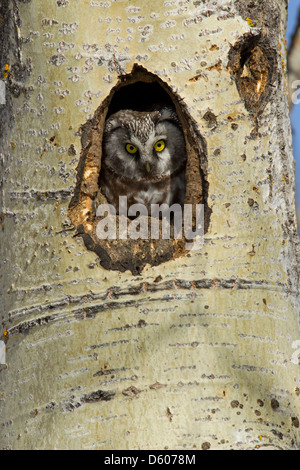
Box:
(99, 107, 187, 213)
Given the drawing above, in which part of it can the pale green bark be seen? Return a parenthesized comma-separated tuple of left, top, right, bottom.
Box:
(0, 0, 299, 450)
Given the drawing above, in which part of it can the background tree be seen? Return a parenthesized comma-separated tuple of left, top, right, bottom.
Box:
(0, 0, 299, 450)
(287, 1, 300, 229)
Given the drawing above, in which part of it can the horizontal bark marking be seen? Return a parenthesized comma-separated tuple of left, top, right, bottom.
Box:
(231, 364, 275, 375)
(8, 314, 57, 337)
(122, 386, 142, 397)
(6, 277, 289, 338)
(169, 341, 238, 349)
(88, 339, 134, 350)
(54, 388, 116, 413)
(72, 300, 139, 320)
(8, 277, 288, 317)
(192, 396, 224, 402)
(93, 366, 127, 377)
(61, 396, 82, 413)
(81, 389, 116, 403)
(9, 189, 73, 201)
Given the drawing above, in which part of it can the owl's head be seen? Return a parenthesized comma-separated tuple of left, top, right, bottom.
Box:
(102, 107, 186, 181)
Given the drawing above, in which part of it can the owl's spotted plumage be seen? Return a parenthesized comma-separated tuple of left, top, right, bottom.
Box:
(100, 107, 186, 212)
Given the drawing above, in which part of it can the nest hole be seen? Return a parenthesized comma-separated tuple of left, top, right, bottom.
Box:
(68, 64, 210, 274)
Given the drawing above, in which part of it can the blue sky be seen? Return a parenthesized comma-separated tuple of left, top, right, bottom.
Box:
(287, 0, 300, 209)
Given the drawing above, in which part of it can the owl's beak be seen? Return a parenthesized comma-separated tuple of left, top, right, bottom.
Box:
(145, 162, 151, 173)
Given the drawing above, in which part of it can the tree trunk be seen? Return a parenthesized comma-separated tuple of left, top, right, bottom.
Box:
(0, 0, 299, 450)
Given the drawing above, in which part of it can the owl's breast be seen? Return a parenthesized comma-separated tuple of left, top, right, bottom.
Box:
(100, 164, 185, 213)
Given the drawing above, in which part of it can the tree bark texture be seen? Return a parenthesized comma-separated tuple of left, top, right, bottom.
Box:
(0, 0, 299, 450)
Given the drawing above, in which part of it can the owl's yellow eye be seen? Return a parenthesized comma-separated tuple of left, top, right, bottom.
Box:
(126, 143, 138, 154)
(154, 140, 165, 152)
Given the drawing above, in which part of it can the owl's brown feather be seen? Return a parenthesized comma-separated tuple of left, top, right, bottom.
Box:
(99, 107, 186, 212)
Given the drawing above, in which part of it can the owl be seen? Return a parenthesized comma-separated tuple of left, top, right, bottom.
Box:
(99, 107, 187, 214)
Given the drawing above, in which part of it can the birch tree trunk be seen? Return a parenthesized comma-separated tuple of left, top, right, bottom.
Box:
(0, 0, 299, 450)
